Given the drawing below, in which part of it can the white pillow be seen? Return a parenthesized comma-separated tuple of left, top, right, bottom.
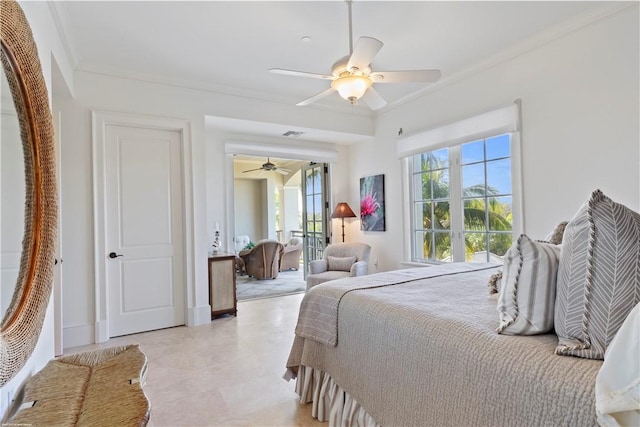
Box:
(497, 234, 561, 335)
(595, 302, 640, 427)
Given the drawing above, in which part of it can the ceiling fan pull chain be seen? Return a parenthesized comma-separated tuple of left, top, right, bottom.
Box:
(346, 0, 353, 55)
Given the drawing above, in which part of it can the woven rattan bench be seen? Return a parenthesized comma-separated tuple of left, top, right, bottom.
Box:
(6, 344, 150, 426)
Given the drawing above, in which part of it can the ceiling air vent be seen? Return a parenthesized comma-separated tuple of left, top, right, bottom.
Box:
(282, 130, 304, 137)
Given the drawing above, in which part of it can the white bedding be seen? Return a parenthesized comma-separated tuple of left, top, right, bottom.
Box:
(596, 302, 640, 426)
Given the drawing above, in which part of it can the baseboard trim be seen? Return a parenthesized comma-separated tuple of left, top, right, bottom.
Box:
(63, 324, 95, 349)
(94, 320, 110, 344)
(188, 305, 211, 327)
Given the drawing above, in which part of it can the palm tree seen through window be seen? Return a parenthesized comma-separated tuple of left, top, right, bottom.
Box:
(412, 134, 513, 263)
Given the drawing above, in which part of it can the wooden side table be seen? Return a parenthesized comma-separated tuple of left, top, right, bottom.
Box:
(208, 252, 237, 318)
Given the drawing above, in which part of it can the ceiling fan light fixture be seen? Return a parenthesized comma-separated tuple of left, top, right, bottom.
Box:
(331, 75, 372, 104)
(269, 1, 439, 110)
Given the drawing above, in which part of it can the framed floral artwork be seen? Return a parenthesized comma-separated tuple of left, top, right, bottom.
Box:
(360, 174, 385, 231)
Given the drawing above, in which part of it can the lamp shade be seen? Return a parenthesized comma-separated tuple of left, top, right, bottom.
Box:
(330, 75, 372, 103)
(331, 202, 357, 219)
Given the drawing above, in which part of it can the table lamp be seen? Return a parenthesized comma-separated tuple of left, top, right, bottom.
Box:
(331, 202, 357, 242)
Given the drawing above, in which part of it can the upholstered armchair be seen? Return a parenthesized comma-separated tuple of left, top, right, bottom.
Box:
(239, 239, 284, 280)
(279, 237, 303, 271)
(306, 242, 371, 290)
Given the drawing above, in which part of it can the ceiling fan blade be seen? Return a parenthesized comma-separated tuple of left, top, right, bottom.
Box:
(369, 70, 441, 83)
(361, 87, 387, 111)
(296, 87, 336, 106)
(347, 37, 383, 72)
(269, 68, 332, 80)
(242, 167, 263, 173)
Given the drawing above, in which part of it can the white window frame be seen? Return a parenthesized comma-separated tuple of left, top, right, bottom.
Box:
(399, 102, 524, 266)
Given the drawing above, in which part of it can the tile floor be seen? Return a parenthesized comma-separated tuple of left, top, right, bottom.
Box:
(65, 293, 323, 427)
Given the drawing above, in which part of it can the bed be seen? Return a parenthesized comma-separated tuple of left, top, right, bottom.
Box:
(285, 262, 603, 427)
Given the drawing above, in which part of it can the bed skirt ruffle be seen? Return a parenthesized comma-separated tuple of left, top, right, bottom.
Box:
(293, 365, 380, 427)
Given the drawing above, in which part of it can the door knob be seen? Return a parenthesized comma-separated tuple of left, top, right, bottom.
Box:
(108, 252, 123, 259)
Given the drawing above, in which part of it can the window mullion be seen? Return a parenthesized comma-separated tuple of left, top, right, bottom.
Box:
(401, 158, 414, 263)
(448, 146, 464, 262)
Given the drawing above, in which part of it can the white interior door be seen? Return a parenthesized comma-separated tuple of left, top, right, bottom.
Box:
(105, 125, 185, 337)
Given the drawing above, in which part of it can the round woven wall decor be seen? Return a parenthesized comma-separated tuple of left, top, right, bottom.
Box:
(0, 0, 57, 386)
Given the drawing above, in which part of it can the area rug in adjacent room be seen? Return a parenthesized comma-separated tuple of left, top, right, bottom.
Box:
(236, 269, 306, 301)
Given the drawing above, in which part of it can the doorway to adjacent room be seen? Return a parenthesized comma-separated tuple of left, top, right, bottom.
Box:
(231, 155, 331, 300)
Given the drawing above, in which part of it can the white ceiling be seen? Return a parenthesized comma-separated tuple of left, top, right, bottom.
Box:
(51, 1, 622, 142)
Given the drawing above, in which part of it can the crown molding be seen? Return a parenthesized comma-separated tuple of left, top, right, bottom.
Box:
(47, 1, 79, 68)
(74, 65, 374, 118)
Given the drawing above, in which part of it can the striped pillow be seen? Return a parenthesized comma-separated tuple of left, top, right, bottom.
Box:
(497, 234, 561, 335)
(554, 189, 640, 359)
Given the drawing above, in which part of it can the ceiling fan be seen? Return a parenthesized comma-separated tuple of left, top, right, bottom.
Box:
(269, 0, 441, 110)
(242, 158, 290, 175)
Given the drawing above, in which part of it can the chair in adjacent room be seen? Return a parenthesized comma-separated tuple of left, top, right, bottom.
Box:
(279, 237, 303, 271)
(234, 234, 251, 253)
(239, 239, 284, 280)
(306, 242, 371, 290)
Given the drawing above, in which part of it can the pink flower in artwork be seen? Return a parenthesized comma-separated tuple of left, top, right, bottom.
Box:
(361, 191, 380, 218)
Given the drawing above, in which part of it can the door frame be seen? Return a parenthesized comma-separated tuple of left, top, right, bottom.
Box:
(92, 111, 193, 343)
(301, 162, 331, 277)
(53, 110, 63, 355)
(223, 141, 337, 259)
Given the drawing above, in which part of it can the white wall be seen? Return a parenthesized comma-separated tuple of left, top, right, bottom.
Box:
(231, 160, 293, 243)
(234, 178, 265, 241)
(348, 5, 639, 272)
(263, 176, 277, 240)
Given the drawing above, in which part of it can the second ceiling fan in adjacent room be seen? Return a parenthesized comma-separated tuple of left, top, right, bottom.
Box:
(242, 158, 290, 175)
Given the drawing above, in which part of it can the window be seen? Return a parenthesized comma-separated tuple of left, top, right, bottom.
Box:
(412, 148, 452, 261)
(411, 134, 514, 263)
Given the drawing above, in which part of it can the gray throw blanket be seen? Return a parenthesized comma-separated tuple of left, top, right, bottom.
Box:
(295, 262, 500, 346)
